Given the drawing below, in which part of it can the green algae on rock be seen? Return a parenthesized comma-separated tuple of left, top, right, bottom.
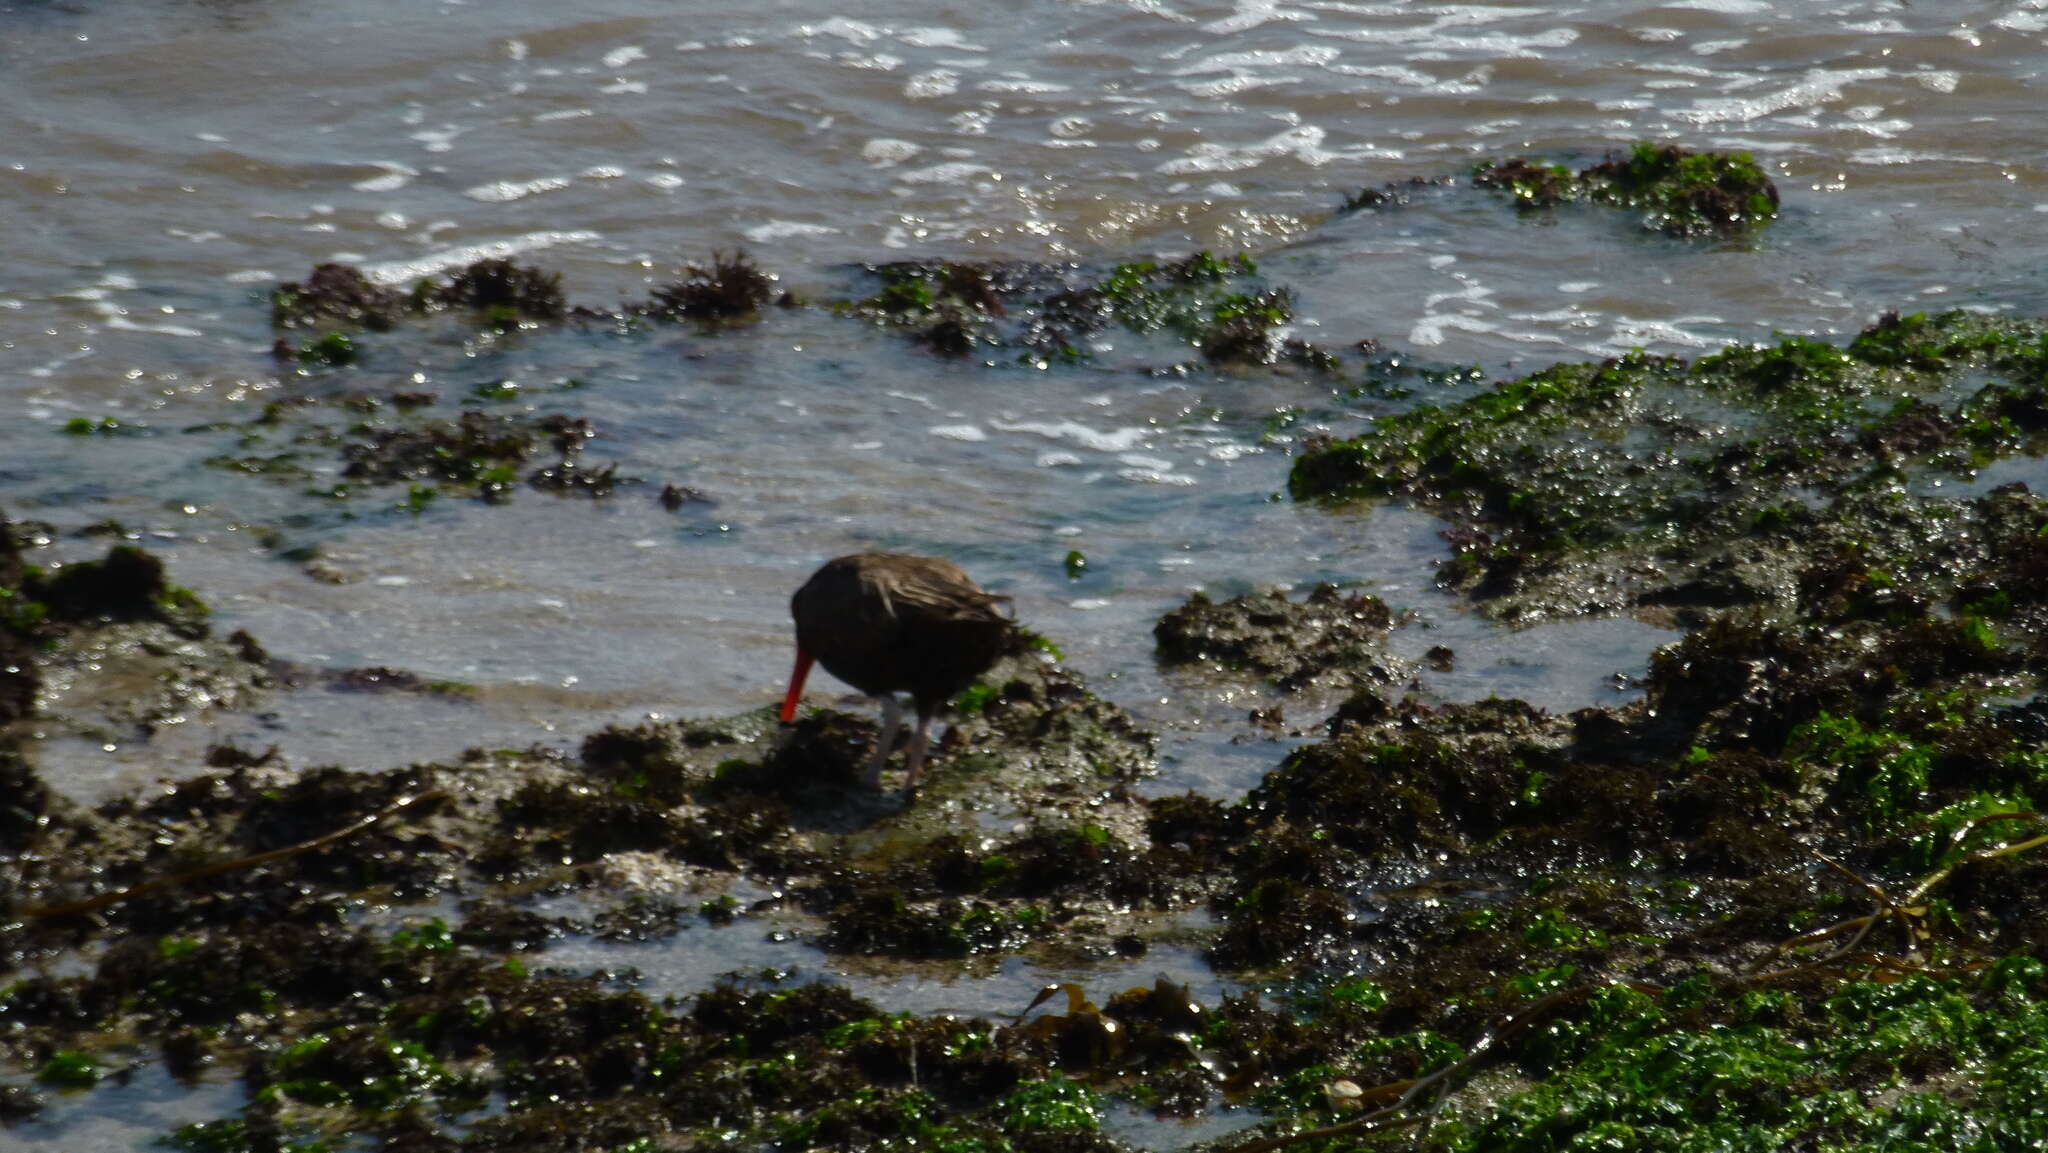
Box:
(1471, 142, 1780, 236)
(273, 258, 571, 335)
(1292, 311, 2048, 623)
(838, 252, 1334, 369)
(10, 527, 2048, 1150)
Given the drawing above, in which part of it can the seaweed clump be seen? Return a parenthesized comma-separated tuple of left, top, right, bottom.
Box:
(2, 530, 210, 644)
(1470, 141, 1779, 235)
(340, 410, 621, 503)
(840, 259, 1053, 357)
(411, 257, 566, 321)
(1582, 142, 1781, 235)
(271, 263, 403, 331)
(269, 258, 577, 360)
(641, 249, 781, 320)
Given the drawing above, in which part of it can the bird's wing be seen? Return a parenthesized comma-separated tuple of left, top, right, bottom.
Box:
(865, 557, 1011, 624)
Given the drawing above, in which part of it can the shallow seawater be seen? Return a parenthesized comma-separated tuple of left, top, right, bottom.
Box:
(8, 0, 2048, 1145)
(5, 1066, 242, 1152)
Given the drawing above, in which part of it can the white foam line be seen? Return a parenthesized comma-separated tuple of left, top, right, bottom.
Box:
(358, 231, 602, 285)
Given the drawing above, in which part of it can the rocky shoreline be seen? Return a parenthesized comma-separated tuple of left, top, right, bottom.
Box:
(8, 145, 2048, 1151)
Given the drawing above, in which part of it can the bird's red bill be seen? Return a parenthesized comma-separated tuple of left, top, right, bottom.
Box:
(779, 649, 814, 723)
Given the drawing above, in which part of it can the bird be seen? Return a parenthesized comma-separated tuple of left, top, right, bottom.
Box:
(779, 552, 1013, 791)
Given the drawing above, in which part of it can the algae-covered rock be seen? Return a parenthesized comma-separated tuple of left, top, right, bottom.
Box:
(1154, 583, 1406, 692)
(0, 533, 267, 737)
(1581, 142, 1780, 235)
(1294, 312, 2048, 623)
(839, 252, 1326, 369)
(274, 258, 574, 336)
(340, 409, 620, 502)
(271, 262, 403, 331)
(561, 643, 1169, 960)
(1471, 141, 1779, 235)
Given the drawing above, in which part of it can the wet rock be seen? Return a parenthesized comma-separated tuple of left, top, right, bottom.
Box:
(659, 482, 711, 510)
(271, 263, 402, 331)
(1472, 157, 1575, 207)
(274, 259, 573, 339)
(0, 517, 35, 724)
(0, 749, 59, 852)
(1144, 792, 1230, 859)
(1199, 288, 1294, 365)
(313, 665, 473, 698)
(0, 539, 273, 738)
(492, 777, 781, 875)
(1154, 583, 1405, 691)
(1207, 843, 1362, 968)
(0, 1083, 43, 1125)
(455, 904, 563, 953)
(589, 895, 692, 943)
(946, 647, 1157, 791)
(1340, 175, 1441, 212)
(0, 508, 23, 591)
(579, 722, 699, 806)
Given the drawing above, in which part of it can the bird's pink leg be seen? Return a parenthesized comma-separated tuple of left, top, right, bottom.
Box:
(900, 711, 933, 793)
(864, 695, 903, 790)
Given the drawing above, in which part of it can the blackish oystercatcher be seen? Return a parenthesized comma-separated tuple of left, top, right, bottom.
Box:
(780, 552, 1011, 790)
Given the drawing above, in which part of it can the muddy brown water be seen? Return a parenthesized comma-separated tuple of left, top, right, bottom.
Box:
(7, 1, 2048, 1146)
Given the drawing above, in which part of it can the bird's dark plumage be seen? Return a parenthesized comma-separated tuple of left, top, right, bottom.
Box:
(780, 553, 1011, 790)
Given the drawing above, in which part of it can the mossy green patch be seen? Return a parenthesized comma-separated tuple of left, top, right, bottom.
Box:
(838, 251, 1321, 368)
(1292, 311, 2048, 621)
(1435, 973, 2048, 1153)
(1472, 142, 1780, 236)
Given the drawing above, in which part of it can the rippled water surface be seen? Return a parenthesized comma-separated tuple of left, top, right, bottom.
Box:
(8, 0, 2048, 1143)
